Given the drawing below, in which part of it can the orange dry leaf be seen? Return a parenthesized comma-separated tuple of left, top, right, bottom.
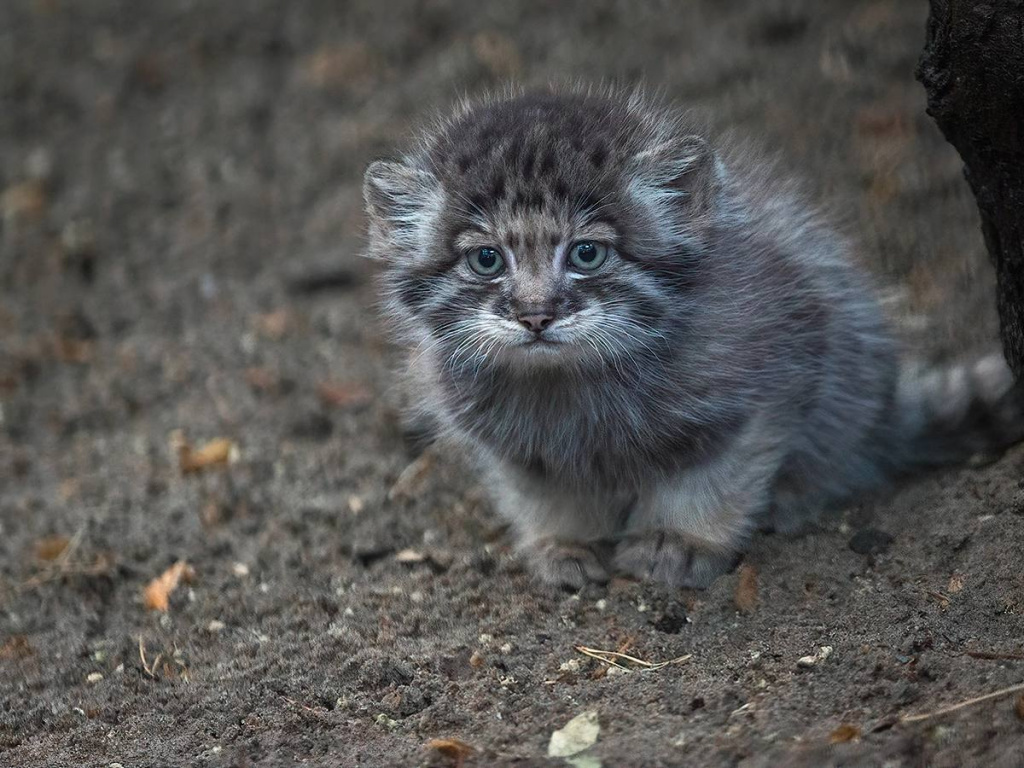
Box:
(829, 724, 861, 743)
(426, 737, 474, 765)
(734, 564, 759, 613)
(178, 437, 235, 474)
(143, 560, 195, 612)
(245, 367, 279, 392)
(35, 535, 71, 561)
(52, 336, 94, 364)
(0, 635, 33, 660)
(1, 180, 47, 221)
(316, 381, 372, 409)
(255, 310, 292, 340)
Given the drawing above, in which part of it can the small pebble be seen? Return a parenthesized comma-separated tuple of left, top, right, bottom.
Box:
(86, 672, 103, 684)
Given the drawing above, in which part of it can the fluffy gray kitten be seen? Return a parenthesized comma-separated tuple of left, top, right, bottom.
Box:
(363, 88, 1023, 589)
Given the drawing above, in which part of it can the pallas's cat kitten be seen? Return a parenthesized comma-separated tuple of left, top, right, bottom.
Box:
(364, 88, 1023, 589)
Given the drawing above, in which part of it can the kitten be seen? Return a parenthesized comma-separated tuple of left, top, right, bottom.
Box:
(364, 87, 1023, 589)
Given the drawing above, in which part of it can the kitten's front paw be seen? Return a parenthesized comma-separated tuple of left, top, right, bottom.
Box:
(522, 539, 610, 590)
(614, 530, 738, 588)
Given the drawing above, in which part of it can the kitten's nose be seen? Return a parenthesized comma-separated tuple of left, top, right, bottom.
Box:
(517, 310, 556, 333)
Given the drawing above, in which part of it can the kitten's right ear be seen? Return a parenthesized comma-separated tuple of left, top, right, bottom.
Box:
(363, 160, 441, 250)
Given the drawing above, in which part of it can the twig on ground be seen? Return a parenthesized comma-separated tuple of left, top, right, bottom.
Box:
(965, 650, 1024, 661)
(901, 681, 1024, 723)
(574, 645, 691, 672)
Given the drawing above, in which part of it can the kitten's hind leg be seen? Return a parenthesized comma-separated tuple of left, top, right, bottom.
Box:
(615, 418, 785, 588)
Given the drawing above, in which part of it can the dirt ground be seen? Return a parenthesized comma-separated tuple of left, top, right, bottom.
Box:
(3, 1, 1024, 766)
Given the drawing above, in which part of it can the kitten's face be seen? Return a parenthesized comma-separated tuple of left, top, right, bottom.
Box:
(366, 91, 715, 377)
(421, 208, 674, 372)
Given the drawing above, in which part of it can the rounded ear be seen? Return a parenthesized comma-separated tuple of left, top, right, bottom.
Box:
(363, 160, 441, 248)
(630, 135, 717, 214)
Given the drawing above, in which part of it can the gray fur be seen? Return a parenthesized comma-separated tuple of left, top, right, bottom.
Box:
(364, 87, 1024, 589)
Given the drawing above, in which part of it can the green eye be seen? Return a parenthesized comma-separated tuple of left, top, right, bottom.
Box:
(467, 246, 505, 277)
(568, 241, 608, 271)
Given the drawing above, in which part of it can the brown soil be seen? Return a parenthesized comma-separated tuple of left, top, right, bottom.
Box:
(2, 1, 1024, 766)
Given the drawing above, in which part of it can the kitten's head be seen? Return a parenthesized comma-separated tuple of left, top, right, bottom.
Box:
(365, 89, 721, 377)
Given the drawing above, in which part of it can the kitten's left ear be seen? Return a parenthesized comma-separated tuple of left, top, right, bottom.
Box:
(363, 160, 441, 251)
(631, 135, 718, 216)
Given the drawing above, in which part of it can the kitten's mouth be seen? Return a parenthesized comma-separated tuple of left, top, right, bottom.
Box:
(523, 336, 560, 348)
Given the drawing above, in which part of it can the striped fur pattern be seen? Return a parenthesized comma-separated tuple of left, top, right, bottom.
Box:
(364, 87, 1023, 589)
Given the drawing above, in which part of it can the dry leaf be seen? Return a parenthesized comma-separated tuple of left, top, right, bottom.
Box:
(395, 548, 426, 564)
(947, 573, 965, 594)
(426, 737, 474, 765)
(178, 436, 236, 474)
(829, 723, 861, 743)
(472, 32, 522, 78)
(245, 367, 280, 393)
(143, 560, 195, 612)
(255, 310, 292, 340)
(1, 180, 47, 222)
(52, 336, 94, 364)
(734, 564, 759, 613)
(35, 535, 71, 561)
(317, 381, 372, 409)
(0, 635, 33, 660)
(1016, 694, 1024, 722)
(301, 43, 376, 90)
(388, 451, 435, 501)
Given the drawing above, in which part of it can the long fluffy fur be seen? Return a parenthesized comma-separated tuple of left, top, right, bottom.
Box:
(364, 86, 1023, 589)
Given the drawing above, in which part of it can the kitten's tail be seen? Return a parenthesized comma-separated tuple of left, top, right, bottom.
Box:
(885, 353, 1024, 474)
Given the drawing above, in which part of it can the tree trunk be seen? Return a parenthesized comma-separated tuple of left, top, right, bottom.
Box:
(916, 0, 1024, 378)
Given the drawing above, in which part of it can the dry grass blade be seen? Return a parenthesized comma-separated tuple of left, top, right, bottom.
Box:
(139, 637, 158, 679)
(575, 645, 692, 672)
(18, 527, 94, 590)
(901, 681, 1024, 723)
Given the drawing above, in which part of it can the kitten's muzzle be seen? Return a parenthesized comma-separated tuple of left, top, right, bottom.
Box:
(516, 308, 556, 334)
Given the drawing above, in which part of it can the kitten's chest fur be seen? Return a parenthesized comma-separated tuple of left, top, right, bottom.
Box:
(442, 366, 744, 489)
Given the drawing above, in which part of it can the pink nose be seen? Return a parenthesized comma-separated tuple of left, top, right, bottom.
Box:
(517, 312, 555, 333)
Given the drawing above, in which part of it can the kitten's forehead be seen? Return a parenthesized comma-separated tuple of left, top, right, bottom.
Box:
(426, 92, 648, 219)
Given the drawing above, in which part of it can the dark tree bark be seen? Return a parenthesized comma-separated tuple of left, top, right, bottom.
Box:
(916, 0, 1024, 378)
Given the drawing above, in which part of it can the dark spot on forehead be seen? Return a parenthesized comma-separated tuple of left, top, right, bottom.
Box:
(467, 191, 488, 213)
(548, 232, 561, 246)
(520, 145, 537, 177)
(488, 172, 506, 201)
(590, 144, 608, 168)
(510, 188, 545, 211)
(540, 150, 556, 176)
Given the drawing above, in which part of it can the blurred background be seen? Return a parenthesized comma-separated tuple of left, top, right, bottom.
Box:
(1, 2, 1016, 767)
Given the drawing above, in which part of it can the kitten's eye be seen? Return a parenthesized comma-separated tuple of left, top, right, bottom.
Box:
(467, 246, 505, 277)
(568, 241, 608, 272)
